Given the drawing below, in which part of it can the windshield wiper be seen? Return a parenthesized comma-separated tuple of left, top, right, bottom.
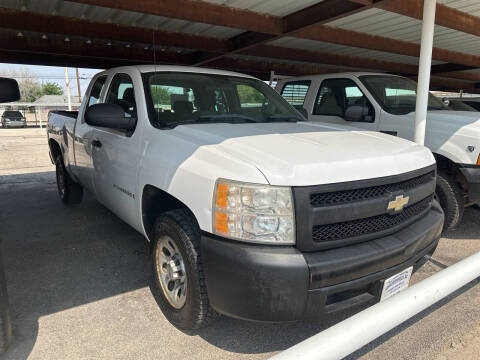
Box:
(161, 114, 259, 128)
(265, 114, 302, 122)
(197, 114, 259, 123)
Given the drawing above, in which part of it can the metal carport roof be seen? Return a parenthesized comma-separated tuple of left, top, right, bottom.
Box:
(1, 0, 480, 92)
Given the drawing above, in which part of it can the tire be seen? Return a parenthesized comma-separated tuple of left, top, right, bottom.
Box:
(436, 171, 465, 230)
(55, 155, 83, 205)
(151, 209, 219, 330)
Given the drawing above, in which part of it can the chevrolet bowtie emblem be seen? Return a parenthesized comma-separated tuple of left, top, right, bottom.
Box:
(387, 195, 410, 212)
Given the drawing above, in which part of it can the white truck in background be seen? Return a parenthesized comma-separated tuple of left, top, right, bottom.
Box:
(276, 73, 480, 230)
(47, 65, 443, 330)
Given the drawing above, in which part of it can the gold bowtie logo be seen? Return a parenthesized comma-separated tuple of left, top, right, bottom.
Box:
(387, 195, 409, 212)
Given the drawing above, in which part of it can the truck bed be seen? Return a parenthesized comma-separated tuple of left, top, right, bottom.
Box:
(49, 110, 79, 119)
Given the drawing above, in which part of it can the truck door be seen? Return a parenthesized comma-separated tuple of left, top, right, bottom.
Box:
(90, 72, 142, 229)
(308, 78, 379, 132)
(73, 75, 107, 193)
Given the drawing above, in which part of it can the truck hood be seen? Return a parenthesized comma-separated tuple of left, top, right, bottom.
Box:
(407, 110, 480, 137)
(172, 122, 434, 186)
(402, 110, 480, 164)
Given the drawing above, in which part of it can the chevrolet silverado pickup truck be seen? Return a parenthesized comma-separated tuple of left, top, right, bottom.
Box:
(277, 73, 480, 230)
(48, 65, 443, 330)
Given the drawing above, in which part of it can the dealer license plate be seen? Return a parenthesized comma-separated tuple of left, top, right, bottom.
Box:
(380, 266, 413, 301)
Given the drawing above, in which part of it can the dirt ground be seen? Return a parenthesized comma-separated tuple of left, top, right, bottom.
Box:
(0, 128, 479, 360)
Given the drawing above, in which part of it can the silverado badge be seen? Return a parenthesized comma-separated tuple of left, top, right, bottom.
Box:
(387, 195, 409, 213)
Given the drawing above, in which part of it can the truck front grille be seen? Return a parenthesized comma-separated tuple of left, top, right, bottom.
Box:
(310, 171, 435, 207)
(312, 196, 433, 242)
(292, 166, 437, 252)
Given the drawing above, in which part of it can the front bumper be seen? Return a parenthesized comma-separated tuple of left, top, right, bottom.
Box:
(200, 201, 443, 322)
(459, 167, 480, 204)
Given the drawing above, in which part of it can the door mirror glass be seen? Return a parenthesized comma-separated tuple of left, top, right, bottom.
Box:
(0, 78, 20, 103)
(344, 105, 370, 122)
(85, 103, 136, 131)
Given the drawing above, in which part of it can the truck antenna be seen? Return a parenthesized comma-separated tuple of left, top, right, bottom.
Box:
(152, 28, 159, 124)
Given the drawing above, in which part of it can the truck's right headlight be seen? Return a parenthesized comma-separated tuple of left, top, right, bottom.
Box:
(213, 179, 295, 245)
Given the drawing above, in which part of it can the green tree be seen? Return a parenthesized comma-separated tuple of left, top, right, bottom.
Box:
(6, 69, 43, 102)
(151, 86, 172, 106)
(41, 82, 64, 96)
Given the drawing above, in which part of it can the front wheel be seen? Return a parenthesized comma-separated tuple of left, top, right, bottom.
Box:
(151, 209, 219, 330)
(436, 171, 465, 231)
(55, 155, 83, 205)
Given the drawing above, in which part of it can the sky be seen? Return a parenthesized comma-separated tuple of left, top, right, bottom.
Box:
(0, 63, 102, 97)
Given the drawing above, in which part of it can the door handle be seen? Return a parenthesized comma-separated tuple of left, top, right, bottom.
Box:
(92, 139, 102, 148)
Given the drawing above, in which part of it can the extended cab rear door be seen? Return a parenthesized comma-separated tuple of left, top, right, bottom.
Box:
(73, 74, 108, 193)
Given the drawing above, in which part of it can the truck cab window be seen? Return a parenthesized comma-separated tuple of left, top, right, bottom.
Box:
(314, 78, 374, 122)
(87, 76, 107, 107)
(106, 74, 137, 118)
(281, 81, 311, 109)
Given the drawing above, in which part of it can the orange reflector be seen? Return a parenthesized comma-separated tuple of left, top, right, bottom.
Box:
(215, 212, 228, 234)
(477, 154, 480, 166)
(216, 183, 229, 209)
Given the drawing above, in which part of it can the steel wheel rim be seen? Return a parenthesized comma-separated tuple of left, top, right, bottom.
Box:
(56, 163, 66, 198)
(155, 235, 187, 309)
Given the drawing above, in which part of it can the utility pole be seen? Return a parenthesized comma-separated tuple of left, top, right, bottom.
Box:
(75, 68, 82, 103)
(64, 67, 72, 111)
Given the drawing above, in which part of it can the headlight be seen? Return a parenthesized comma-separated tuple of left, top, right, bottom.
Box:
(213, 179, 295, 245)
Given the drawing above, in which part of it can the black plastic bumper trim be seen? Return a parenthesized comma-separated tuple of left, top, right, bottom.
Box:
(200, 202, 443, 322)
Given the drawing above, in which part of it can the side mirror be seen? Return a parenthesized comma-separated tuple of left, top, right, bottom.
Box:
(0, 78, 20, 103)
(85, 103, 136, 131)
(296, 106, 309, 120)
(344, 105, 369, 122)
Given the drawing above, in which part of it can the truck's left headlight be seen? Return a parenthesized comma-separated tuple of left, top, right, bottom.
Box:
(213, 179, 295, 245)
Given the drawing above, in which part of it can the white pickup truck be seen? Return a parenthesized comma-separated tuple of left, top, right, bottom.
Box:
(277, 73, 480, 230)
(47, 65, 443, 330)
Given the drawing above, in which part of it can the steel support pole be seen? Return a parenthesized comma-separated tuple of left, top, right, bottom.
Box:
(270, 251, 480, 360)
(414, 0, 437, 145)
(64, 67, 72, 112)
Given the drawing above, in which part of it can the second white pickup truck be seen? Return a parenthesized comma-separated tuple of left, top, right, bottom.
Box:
(48, 65, 443, 330)
(277, 73, 480, 230)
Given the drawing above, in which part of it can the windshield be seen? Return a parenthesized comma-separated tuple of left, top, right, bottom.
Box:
(3, 111, 22, 118)
(359, 75, 447, 115)
(143, 72, 301, 128)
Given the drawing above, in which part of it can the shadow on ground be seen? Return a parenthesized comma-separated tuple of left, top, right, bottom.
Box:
(0, 172, 150, 359)
(1, 171, 479, 359)
(0, 171, 373, 359)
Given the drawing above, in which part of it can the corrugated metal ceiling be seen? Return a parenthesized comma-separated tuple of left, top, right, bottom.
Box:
(1, 0, 479, 82)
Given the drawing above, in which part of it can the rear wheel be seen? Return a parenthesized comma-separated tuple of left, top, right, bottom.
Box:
(55, 155, 83, 205)
(436, 171, 465, 230)
(151, 209, 219, 330)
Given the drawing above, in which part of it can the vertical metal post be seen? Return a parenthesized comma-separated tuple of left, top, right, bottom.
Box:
(75, 68, 82, 103)
(269, 70, 275, 86)
(414, 0, 437, 145)
(64, 67, 72, 112)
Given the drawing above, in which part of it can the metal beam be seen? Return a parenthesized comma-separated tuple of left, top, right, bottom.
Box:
(66, 0, 284, 34)
(194, 0, 379, 66)
(0, 7, 229, 53)
(294, 25, 480, 69)
(240, 44, 418, 74)
(0, 36, 194, 65)
(371, 0, 480, 38)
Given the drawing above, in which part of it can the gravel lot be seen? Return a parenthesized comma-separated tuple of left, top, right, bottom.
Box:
(0, 128, 479, 360)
